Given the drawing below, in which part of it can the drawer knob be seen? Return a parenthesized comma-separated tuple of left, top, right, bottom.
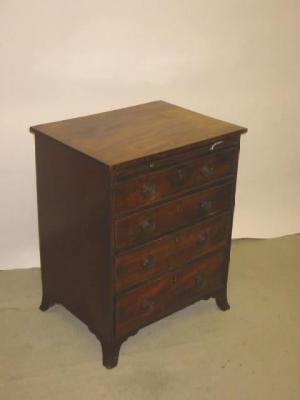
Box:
(197, 232, 208, 246)
(200, 200, 213, 213)
(195, 273, 205, 288)
(149, 161, 155, 169)
(143, 183, 156, 197)
(201, 164, 214, 177)
(142, 298, 155, 312)
(171, 167, 186, 184)
(176, 204, 183, 214)
(116, 268, 125, 277)
(142, 219, 156, 233)
(177, 168, 184, 180)
(143, 255, 155, 269)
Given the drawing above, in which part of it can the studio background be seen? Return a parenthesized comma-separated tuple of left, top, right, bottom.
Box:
(1, 0, 299, 270)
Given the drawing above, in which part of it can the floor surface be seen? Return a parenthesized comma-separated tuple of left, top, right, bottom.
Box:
(1, 235, 299, 400)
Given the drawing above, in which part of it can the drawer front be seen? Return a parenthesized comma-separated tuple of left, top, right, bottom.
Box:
(114, 182, 233, 250)
(113, 148, 238, 214)
(115, 212, 230, 291)
(116, 249, 226, 337)
(113, 136, 240, 182)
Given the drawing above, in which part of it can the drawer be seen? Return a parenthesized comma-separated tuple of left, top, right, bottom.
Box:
(113, 135, 240, 182)
(113, 147, 238, 214)
(116, 249, 226, 337)
(114, 181, 233, 250)
(115, 212, 230, 291)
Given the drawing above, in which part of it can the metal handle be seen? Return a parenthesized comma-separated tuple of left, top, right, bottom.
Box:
(197, 232, 208, 246)
(172, 167, 186, 184)
(200, 199, 213, 213)
(142, 219, 156, 233)
(195, 273, 205, 288)
(176, 168, 184, 180)
(142, 298, 155, 312)
(116, 267, 124, 277)
(143, 183, 156, 197)
(143, 255, 155, 269)
(210, 140, 223, 151)
(201, 164, 214, 177)
(176, 204, 183, 214)
(149, 161, 155, 169)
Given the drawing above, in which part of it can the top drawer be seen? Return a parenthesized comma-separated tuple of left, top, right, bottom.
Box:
(113, 135, 240, 182)
(113, 147, 238, 215)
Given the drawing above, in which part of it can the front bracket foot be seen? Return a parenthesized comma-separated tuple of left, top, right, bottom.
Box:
(39, 295, 55, 312)
(100, 338, 123, 369)
(215, 291, 230, 311)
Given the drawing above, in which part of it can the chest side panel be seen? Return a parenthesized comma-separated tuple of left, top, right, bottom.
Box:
(35, 134, 113, 337)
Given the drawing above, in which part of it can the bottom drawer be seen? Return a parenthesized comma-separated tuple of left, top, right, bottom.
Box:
(116, 248, 226, 337)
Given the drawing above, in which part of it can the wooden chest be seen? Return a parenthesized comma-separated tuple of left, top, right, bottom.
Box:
(31, 101, 247, 368)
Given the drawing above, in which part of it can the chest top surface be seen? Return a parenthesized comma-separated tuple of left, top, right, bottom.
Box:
(30, 100, 247, 166)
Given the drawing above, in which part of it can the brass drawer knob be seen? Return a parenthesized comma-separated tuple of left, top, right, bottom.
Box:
(142, 298, 155, 312)
(171, 167, 186, 184)
(197, 232, 208, 246)
(116, 267, 125, 277)
(195, 273, 205, 288)
(143, 255, 155, 269)
(200, 199, 213, 213)
(142, 219, 156, 233)
(176, 204, 183, 214)
(201, 164, 214, 177)
(176, 168, 184, 180)
(175, 235, 181, 243)
(143, 183, 156, 197)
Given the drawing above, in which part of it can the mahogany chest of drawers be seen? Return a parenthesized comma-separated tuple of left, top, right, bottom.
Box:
(31, 101, 247, 368)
